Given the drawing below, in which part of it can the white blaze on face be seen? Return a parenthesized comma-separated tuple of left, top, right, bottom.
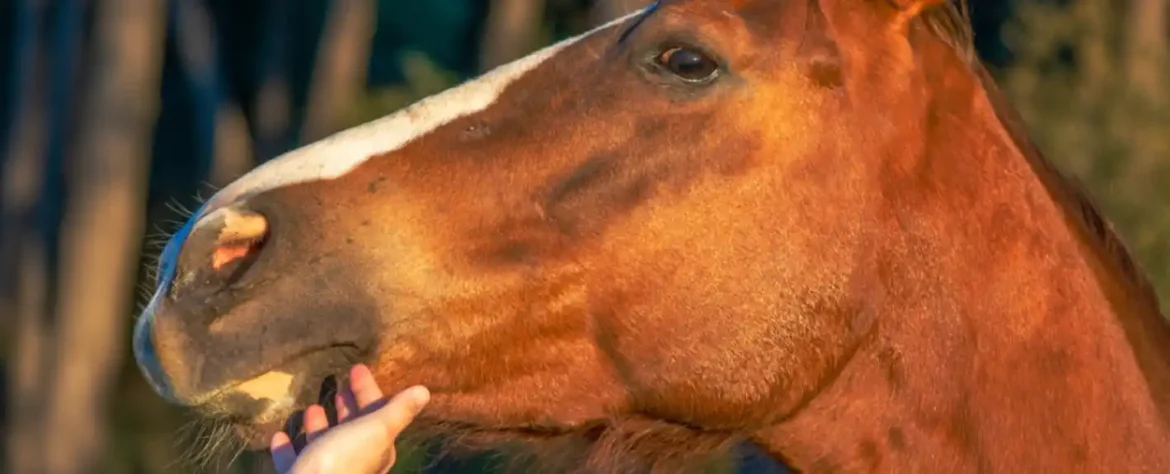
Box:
(190, 10, 646, 233)
(133, 10, 649, 402)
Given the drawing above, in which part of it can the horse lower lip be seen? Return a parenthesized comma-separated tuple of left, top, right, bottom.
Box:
(197, 348, 362, 450)
(233, 419, 287, 450)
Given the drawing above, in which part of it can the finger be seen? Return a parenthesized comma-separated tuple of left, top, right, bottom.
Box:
(269, 431, 297, 473)
(368, 385, 431, 439)
(377, 454, 398, 474)
(336, 383, 359, 423)
(287, 387, 428, 474)
(349, 364, 385, 410)
(303, 405, 330, 444)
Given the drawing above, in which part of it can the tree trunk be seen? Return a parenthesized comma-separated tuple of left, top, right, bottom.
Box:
(6, 238, 49, 474)
(0, 0, 47, 333)
(172, 0, 254, 187)
(37, 0, 167, 472)
(1124, 0, 1168, 97)
(480, 0, 546, 71)
(252, 2, 292, 163)
(301, 0, 377, 144)
(213, 101, 256, 187)
(3, 2, 52, 472)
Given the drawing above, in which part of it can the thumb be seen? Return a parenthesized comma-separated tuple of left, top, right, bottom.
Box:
(369, 385, 431, 438)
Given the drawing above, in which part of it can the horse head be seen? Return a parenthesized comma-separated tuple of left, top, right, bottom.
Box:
(133, 1, 1170, 471)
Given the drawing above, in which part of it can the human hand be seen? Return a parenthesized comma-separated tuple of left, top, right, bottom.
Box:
(270, 364, 430, 474)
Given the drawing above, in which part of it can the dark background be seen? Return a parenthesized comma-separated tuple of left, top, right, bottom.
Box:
(1, 0, 1166, 472)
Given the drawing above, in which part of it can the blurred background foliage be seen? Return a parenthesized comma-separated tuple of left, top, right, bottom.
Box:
(0, 0, 1165, 473)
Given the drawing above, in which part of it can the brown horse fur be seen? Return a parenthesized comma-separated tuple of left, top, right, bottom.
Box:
(132, 0, 1170, 472)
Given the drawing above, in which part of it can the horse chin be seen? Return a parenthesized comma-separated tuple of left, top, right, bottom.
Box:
(192, 348, 363, 451)
(233, 418, 290, 449)
(225, 371, 347, 451)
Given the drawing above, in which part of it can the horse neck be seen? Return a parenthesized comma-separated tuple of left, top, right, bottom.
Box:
(753, 47, 1170, 473)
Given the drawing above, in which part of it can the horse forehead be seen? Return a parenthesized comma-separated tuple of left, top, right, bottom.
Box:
(192, 9, 646, 223)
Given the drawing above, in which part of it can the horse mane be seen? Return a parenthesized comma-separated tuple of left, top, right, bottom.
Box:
(918, 0, 1165, 317)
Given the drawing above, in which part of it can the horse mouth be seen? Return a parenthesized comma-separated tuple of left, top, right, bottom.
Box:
(194, 344, 364, 449)
(229, 372, 347, 450)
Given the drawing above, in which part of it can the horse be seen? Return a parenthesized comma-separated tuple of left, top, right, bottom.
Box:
(131, 0, 1170, 471)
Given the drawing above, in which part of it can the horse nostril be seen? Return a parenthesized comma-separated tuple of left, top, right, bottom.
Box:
(210, 209, 269, 276)
(177, 206, 270, 292)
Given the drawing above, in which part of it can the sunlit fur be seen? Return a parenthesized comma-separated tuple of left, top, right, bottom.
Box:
(134, 0, 1170, 472)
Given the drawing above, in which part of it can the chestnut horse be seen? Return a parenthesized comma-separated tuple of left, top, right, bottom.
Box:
(132, 0, 1170, 472)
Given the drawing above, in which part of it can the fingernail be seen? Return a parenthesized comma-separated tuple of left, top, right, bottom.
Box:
(404, 386, 430, 411)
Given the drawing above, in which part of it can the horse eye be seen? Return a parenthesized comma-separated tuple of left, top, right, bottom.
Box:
(656, 46, 719, 82)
